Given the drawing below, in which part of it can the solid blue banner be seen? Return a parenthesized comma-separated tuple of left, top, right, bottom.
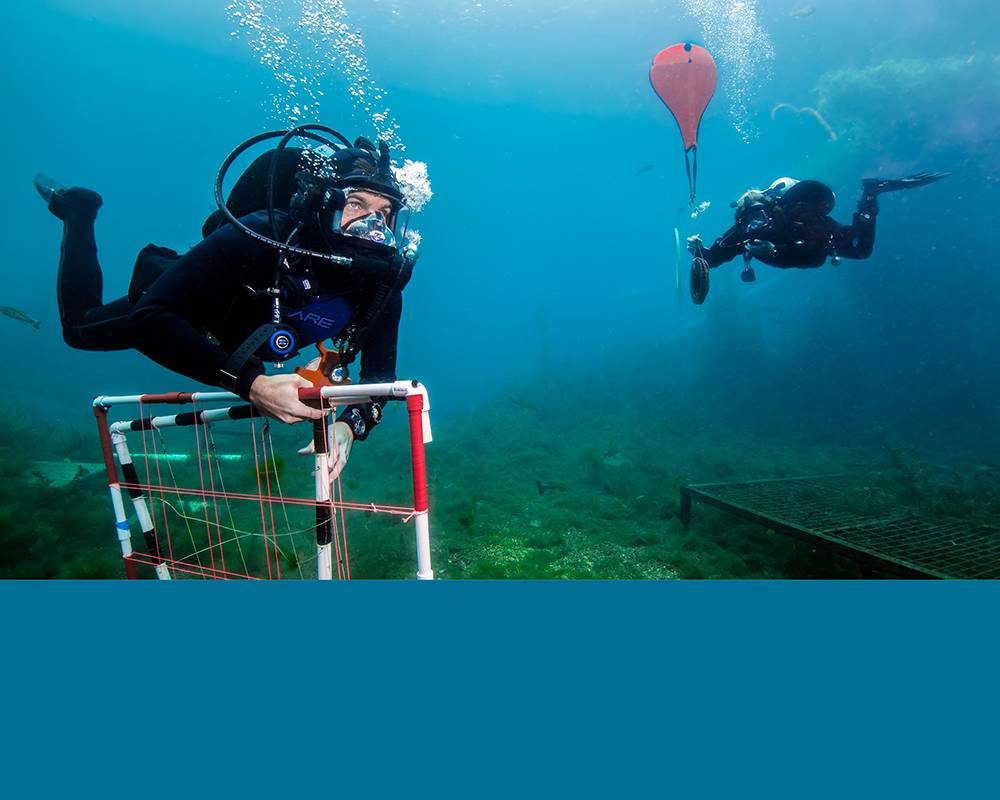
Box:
(2, 581, 997, 798)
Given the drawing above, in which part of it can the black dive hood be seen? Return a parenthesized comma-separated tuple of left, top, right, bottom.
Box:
(214, 123, 410, 265)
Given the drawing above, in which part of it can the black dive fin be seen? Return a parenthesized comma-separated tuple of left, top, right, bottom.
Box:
(863, 172, 951, 195)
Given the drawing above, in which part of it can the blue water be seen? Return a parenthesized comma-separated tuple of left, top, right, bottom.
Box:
(3, 0, 998, 461)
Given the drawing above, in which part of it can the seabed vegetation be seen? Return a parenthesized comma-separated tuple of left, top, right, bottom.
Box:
(3, 385, 997, 580)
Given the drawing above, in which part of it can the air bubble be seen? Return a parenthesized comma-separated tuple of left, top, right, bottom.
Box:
(683, 0, 775, 141)
(227, 0, 406, 153)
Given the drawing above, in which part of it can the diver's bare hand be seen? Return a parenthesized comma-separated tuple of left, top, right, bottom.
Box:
(248, 374, 324, 424)
(296, 422, 355, 481)
(687, 234, 704, 255)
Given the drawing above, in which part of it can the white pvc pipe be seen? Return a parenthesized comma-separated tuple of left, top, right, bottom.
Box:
(318, 544, 333, 581)
(109, 484, 133, 558)
(414, 512, 433, 581)
(108, 406, 250, 434)
(317, 382, 409, 402)
(114, 433, 171, 580)
(314, 450, 333, 581)
(318, 382, 432, 443)
(112, 431, 130, 464)
(134, 497, 156, 537)
(315, 452, 331, 503)
(94, 392, 238, 407)
(315, 381, 422, 404)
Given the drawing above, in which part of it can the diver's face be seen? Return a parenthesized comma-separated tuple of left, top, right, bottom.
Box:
(341, 190, 394, 230)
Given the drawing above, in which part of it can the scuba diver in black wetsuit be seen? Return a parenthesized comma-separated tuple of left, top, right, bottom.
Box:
(36, 124, 422, 477)
(685, 172, 949, 304)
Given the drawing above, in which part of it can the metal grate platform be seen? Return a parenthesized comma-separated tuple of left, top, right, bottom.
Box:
(679, 475, 1000, 579)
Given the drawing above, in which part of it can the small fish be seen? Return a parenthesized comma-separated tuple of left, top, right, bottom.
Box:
(0, 306, 40, 329)
(636, 164, 654, 176)
(536, 480, 568, 496)
(791, 4, 816, 17)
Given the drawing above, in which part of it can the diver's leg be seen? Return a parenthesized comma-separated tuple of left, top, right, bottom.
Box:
(61, 296, 134, 351)
(37, 177, 134, 350)
(834, 187, 878, 260)
(55, 196, 104, 323)
(846, 173, 949, 259)
(851, 189, 878, 258)
(57, 211, 134, 350)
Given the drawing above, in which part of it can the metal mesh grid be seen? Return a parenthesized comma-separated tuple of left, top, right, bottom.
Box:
(683, 476, 1000, 579)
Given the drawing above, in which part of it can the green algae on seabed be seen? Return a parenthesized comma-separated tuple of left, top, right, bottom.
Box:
(403, 385, 1000, 581)
(815, 55, 1000, 154)
(4, 393, 1000, 579)
(0, 410, 120, 578)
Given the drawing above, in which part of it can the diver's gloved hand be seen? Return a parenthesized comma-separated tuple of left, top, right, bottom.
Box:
(746, 240, 777, 260)
(686, 234, 704, 255)
(297, 421, 355, 481)
(862, 172, 951, 196)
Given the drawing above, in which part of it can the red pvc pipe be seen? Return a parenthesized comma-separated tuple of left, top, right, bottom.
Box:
(298, 387, 323, 404)
(407, 394, 428, 513)
(93, 406, 118, 480)
(139, 392, 195, 405)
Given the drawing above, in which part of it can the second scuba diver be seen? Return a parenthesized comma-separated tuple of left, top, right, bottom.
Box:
(36, 124, 422, 478)
(686, 172, 949, 303)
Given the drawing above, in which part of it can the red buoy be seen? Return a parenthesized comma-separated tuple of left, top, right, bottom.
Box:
(650, 43, 718, 204)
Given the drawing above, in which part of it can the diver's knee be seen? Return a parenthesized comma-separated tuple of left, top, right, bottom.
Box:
(124, 305, 153, 346)
(61, 329, 81, 349)
(61, 325, 92, 350)
(123, 309, 142, 342)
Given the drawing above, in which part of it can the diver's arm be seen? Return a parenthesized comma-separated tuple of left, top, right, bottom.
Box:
(768, 239, 828, 268)
(702, 225, 747, 268)
(126, 223, 271, 398)
(336, 290, 402, 441)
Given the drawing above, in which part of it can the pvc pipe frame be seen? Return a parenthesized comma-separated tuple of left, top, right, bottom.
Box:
(94, 381, 434, 580)
(307, 385, 433, 579)
(98, 382, 432, 444)
(118, 433, 171, 580)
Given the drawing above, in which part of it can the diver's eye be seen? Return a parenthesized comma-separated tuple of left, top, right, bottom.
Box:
(346, 199, 364, 209)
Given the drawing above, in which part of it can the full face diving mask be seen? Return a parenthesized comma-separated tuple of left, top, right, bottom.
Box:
(743, 202, 771, 235)
(344, 212, 397, 249)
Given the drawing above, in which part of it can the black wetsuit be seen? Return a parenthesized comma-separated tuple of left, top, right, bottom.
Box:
(55, 151, 401, 440)
(703, 187, 878, 270)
